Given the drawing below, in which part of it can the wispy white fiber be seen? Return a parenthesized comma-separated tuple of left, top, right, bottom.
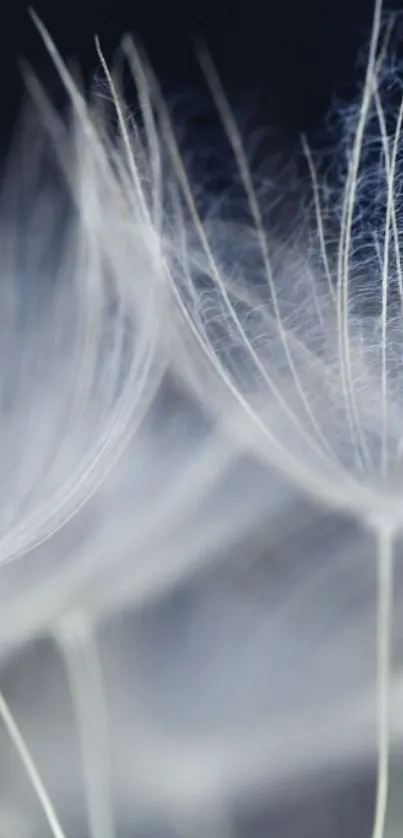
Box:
(153, 0, 403, 836)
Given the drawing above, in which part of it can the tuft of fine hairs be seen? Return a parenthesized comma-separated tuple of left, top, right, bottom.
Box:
(2, 4, 403, 838)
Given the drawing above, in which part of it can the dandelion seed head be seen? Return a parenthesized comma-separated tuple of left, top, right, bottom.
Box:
(160, 5, 403, 534)
(3, 8, 403, 838)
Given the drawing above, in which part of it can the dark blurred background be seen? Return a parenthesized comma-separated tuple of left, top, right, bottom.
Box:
(0, 0, 399, 151)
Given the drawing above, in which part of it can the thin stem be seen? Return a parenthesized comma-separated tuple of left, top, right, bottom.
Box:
(372, 525, 394, 838)
(173, 807, 234, 838)
(0, 690, 66, 838)
(56, 615, 114, 838)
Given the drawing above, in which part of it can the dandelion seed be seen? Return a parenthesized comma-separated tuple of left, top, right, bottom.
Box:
(146, 1, 403, 836)
(3, 6, 403, 838)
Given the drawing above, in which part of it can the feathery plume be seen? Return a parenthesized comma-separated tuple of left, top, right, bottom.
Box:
(153, 1, 403, 836)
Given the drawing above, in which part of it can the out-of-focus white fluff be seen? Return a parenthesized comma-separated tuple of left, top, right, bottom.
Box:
(0, 62, 168, 567)
(2, 6, 403, 838)
(0, 22, 285, 838)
